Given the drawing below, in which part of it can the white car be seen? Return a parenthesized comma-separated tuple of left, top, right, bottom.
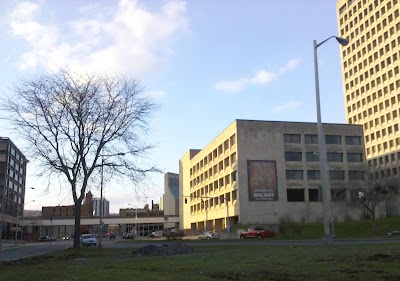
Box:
(149, 231, 164, 238)
(80, 234, 97, 246)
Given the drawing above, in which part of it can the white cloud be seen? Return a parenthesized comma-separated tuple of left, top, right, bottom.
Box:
(251, 70, 276, 85)
(215, 58, 300, 94)
(7, 0, 188, 75)
(279, 57, 301, 74)
(272, 100, 302, 113)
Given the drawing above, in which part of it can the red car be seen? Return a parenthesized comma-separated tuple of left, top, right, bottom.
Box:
(240, 226, 276, 239)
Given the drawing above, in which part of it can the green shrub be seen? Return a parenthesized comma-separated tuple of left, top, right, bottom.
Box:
(278, 216, 304, 238)
(165, 230, 184, 240)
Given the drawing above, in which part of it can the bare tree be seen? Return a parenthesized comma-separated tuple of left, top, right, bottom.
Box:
(345, 175, 398, 235)
(2, 69, 161, 248)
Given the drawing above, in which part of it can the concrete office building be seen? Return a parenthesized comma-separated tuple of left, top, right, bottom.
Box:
(179, 120, 371, 232)
(0, 137, 29, 239)
(93, 198, 110, 217)
(337, 0, 400, 181)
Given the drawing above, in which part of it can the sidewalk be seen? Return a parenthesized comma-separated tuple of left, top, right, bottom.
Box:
(0, 240, 33, 250)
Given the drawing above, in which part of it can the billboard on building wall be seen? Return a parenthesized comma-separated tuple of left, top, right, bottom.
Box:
(247, 160, 278, 201)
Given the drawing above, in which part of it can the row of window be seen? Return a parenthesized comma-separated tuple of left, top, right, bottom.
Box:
(286, 169, 365, 180)
(365, 123, 400, 144)
(287, 188, 356, 202)
(339, 0, 398, 45)
(344, 42, 399, 84)
(285, 152, 363, 162)
(284, 134, 361, 145)
(368, 151, 400, 167)
(366, 137, 400, 155)
(189, 190, 237, 213)
(190, 171, 237, 198)
(370, 166, 399, 180)
(190, 153, 237, 188)
(346, 78, 400, 124)
(190, 134, 236, 176)
(363, 107, 399, 131)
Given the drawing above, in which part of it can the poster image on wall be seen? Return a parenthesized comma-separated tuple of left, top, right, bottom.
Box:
(247, 160, 278, 201)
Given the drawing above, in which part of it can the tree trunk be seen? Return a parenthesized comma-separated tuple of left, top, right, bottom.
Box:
(371, 212, 377, 236)
(73, 202, 82, 248)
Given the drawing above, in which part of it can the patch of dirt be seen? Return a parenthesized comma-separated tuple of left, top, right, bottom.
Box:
(132, 243, 195, 256)
(365, 253, 400, 263)
(208, 270, 306, 281)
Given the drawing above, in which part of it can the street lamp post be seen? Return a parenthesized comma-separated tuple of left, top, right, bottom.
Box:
(313, 36, 349, 243)
(98, 157, 104, 248)
(128, 204, 138, 235)
(98, 152, 125, 248)
(20, 199, 35, 244)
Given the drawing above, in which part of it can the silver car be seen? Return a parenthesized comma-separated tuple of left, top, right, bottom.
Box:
(80, 234, 97, 246)
(149, 231, 164, 238)
(198, 231, 220, 240)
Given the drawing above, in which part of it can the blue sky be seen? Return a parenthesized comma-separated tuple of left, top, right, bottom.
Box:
(0, 0, 346, 213)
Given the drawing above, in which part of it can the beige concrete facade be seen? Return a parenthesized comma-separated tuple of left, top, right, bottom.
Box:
(337, 0, 400, 181)
(179, 120, 369, 231)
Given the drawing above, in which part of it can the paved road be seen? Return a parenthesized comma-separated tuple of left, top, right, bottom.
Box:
(1, 238, 400, 262)
(0, 241, 71, 262)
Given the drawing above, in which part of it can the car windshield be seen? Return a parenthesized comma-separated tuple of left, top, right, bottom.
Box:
(81, 234, 93, 239)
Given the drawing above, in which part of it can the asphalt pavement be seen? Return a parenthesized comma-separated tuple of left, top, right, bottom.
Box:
(1, 237, 400, 262)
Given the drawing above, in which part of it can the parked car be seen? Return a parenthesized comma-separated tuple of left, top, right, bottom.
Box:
(149, 231, 165, 238)
(388, 230, 400, 236)
(80, 234, 97, 247)
(122, 232, 134, 239)
(51, 236, 57, 241)
(39, 236, 50, 242)
(198, 231, 220, 240)
(240, 226, 276, 239)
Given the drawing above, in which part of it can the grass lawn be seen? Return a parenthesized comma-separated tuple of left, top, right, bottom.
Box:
(2, 243, 400, 280)
(231, 216, 400, 239)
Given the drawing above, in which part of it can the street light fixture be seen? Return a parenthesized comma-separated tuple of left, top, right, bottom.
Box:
(20, 199, 35, 244)
(128, 203, 138, 235)
(98, 152, 125, 248)
(313, 36, 348, 243)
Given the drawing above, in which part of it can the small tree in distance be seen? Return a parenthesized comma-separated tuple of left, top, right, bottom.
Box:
(346, 176, 398, 235)
(2, 69, 161, 248)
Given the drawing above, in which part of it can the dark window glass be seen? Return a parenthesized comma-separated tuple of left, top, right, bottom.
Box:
(326, 135, 342, 144)
(306, 152, 319, 161)
(285, 152, 302, 161)
(287, 189, 305, 202)
(329, 170, 345, 180)
(331, 188, 347, 201)
(327, 153, 343, 162)
(286, 170, 303, 180)
(284, 134, 301, 144)
(349, 170, 365, 180)
(345, 136, 361, 145)
(307, 170, 320, 180)
(347, 153, 363, 162)
(305, 134, 318, 144)
(308, 189, 319, 202)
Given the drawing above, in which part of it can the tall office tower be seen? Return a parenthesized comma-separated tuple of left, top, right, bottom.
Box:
(0, 137, 29, 239)
(337, 0, 400, 181)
